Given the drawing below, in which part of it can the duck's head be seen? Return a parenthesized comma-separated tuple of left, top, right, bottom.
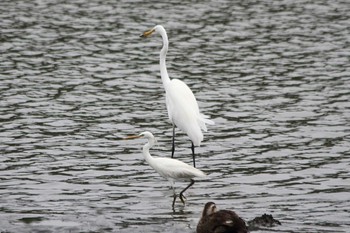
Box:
(202, 202, 218, 217)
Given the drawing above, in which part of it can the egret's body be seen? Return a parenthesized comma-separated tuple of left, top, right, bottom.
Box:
(197, 202, 248, 233)
(141, 25, 214, 167)
(126, 131, 206, 206)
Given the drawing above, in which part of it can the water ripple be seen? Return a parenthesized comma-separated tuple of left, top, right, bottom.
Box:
(1, 0, 349, 232)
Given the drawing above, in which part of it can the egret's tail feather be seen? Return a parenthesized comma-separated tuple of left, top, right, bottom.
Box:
(198, 114, 214, 132)
(203, 118, 215, 125)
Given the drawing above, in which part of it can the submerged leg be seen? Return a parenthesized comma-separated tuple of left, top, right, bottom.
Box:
(191, 142, 196, 167)
(170, 181, 177, 207)
(172, 193, 177, 207)
(179, 179, 195, 204)
(171, 125, 176, 158)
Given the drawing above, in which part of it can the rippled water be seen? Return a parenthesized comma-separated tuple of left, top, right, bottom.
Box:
(1, 0, 349, 232)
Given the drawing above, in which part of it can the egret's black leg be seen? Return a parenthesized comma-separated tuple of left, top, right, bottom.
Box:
(172, 193, 177, 207)
(171, 125, 176, 158)
(179, 179, 195, 204)
(191, 142, 196, 167)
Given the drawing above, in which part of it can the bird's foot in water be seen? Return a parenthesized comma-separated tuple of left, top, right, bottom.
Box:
(172, 193, 187, 206)
(179, 193, 187, 204)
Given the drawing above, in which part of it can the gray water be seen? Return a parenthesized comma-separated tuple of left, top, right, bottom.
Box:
(1, 0, 350, 232)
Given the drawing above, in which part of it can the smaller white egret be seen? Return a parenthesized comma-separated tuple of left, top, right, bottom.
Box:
(125, 131, 206, 207)
(197, 202, 248, 233)
(141, 25, 214, 167)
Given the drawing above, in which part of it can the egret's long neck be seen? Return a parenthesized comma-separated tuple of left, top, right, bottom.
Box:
(159, 30, 171, 88)
(142, 140, 155, 165)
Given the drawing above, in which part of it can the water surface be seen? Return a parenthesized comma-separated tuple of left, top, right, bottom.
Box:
(0, 0, 349, 232)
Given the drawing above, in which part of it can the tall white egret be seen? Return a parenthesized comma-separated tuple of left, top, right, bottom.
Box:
(125, 131, 206, 207)
(140, 25, 214, 167)
(197, 202, 248, 233)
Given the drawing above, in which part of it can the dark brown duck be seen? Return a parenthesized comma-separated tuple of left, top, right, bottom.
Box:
(197, 202, 248, 233)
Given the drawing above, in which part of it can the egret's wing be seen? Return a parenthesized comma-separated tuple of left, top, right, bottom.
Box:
(165, 79, 214, 145)
(165, 79, 204, 145)
(152, 157, 206, 179)
(165, 79, 199, 120)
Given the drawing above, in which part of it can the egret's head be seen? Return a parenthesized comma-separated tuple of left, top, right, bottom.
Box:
(124, 131, 156, 142)
(140, 25, 165, 38)
(202, 202, 218, 217)
(139, 131, 154, 139)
